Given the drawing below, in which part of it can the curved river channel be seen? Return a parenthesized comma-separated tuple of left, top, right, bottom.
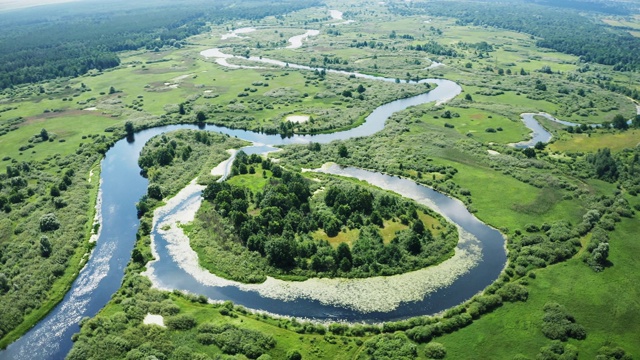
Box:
(2, 51, 508, 360)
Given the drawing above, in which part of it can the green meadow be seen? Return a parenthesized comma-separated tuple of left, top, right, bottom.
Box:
(1, 0, 640, 358)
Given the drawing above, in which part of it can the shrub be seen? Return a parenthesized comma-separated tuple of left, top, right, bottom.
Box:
(541, 302, 586, 341)
(525, 223, 540, 232)
(165, 314, 197, 330)
(424, 342, 447, 359)
(287, 350, 302, 360)
(497, 283, 529, 302)
(39, 213, 60, 232)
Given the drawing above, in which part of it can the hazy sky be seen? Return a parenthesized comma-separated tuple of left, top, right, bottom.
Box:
(0, 0, 80, 11)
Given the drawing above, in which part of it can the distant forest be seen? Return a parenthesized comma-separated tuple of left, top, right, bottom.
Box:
(0, 0, 321, 89)
(526, 0, 632, 15)
(391, 0, 640, 71)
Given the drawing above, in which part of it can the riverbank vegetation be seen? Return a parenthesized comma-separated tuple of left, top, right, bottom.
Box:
(0, 113, 121, 347)
(2, 0, 640, 358)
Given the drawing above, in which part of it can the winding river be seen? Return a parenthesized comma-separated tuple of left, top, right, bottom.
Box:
(1, 48, 512, 360)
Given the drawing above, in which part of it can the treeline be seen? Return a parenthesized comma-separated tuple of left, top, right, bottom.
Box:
(526, 0, 631, 15)
(407, 41, 458, 57)
(0, 0, 321, 89)
(393, 1, 640, 71)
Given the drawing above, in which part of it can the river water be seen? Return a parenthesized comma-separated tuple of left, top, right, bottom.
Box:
(2, 52, 511, 360)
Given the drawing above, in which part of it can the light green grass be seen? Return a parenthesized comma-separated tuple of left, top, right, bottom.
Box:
(420, 106, 530, 144)
(0, 113, 120, 162)
(439, 160, 584, 232)
(437, 217, 640, 359)
(226, 164, 272, 193)
(312, 219, 410, 247)
(549, 129, 640, 153)
(168, 296, 365, 360)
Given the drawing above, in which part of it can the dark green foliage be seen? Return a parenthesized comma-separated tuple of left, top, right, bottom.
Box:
(497, 283, 529, 302)
(131, 248, 145, 264)
(265, 237, 297, 268)
(147, 184, 163, 200)
(359, 333, 417, 359)
(523, 148, 536, 158)
(136, 196, 150, 218)
(197, 323, 275, 358)
(39, 236, 52, 257)
(125, 121, 134, 136)
(50, 185, 61, 197)
(541, 302, 587, 341)
(408, 41, 457, 57)
(537, 341, 579, 360)
(0, 273, 9, 293)
(287, 350, 303, 360)
(587, 148, 618, 182)
(165, 314, 197, 330)
(612, 114, 629, 131)
(534, 142, 546, 151)
(424, 342, 447, 359)
(39, 213, 60, 232)
(338, 144, 349, 158)
(596, 345, 633, 360)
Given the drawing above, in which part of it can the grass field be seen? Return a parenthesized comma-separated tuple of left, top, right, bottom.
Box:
(437, 217, 640, 359)
(431, 159, 585, 232)
(419, 105, 531, 144)
(0, 113, 120, 162)
(549, 129, 640, 153)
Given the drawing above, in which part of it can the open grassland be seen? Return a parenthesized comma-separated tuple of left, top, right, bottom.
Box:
(550, 129, 640, 153)
(437, 160, 585, 231)
(437, 217, 640, 359)
(418, 105, 531, 144)
(0, 113, 120, 163)
(313, 218, 412, 247)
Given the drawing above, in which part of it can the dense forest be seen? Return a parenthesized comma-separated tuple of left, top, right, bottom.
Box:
(0, 0, 321, 89)
(391, 0, 640, 71)
(526, 0, 632, 15)
(188, 151, 458, 283)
